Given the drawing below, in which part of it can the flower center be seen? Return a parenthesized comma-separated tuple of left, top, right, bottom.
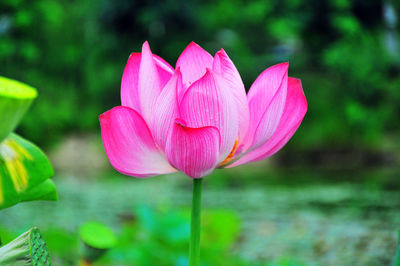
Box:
(219, 139, 239, 167)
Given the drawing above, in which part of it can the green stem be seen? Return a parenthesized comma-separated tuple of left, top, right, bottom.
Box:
(395, 231, 400, 266)
(189, 178, 202, 266)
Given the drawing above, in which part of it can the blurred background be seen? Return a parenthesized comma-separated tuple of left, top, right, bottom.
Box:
(1, 0, 400, 265)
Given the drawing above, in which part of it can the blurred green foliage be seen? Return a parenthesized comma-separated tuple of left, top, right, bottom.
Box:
(0, 0, 399, 150)
(1, 206, 262, 265)
(101, 206, 243, 265)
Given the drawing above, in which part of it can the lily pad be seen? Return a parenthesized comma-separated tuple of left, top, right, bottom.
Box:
(79, 221, 117, 250)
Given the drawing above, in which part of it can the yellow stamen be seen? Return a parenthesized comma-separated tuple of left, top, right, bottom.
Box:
(219, 139, 239, 167)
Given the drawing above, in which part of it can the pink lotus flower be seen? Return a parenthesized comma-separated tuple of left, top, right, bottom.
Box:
(99, 41, 307, 178)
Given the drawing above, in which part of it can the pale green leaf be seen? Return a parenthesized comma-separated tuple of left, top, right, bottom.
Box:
(0, 76, 37, 142)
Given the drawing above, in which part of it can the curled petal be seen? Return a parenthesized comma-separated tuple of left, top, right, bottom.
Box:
(165, 120, 220, 178)
(121, 53, 142, 112)
(151, 69, 183, 150)
(228, 77, 307, 167)
(153, 54, 175, 85)
(176, 42, 213, 85)
(242, 62, 288, 151)
(121, 52, 173, 113)
(99, 106, 176, 177)
(138, 41, 164, 123)
(179, 70, 239, 162)
(213, 49, 249, 143)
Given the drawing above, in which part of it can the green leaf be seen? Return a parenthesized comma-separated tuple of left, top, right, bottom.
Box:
(0, 76, 37, 143)
(79, 221, 117, 263)
(20, 179, 58, 202)
(0, 133, 57, 210)
(79, 221, 117, 250)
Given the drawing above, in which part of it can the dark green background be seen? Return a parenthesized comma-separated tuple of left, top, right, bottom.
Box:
(1, 0, 399, 150)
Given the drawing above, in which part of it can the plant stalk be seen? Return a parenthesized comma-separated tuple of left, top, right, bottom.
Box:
(189, 178, 202, 266)
(395, 231, 400, 266)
